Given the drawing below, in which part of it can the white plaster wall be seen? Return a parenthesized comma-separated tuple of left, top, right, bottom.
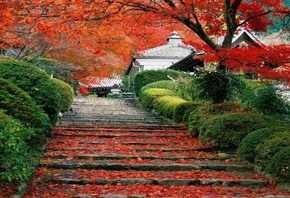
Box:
(136, 58, 181, 71)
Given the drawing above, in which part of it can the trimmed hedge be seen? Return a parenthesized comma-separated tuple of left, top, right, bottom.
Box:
(267, 146, 290, 182)
(255, 131, 290, 170)
(173, 101, 201, 123)
(183, 106, 201, 126)
(52, 78, 74, 112)
(237, 126, 289, 162)
(153, 96, 187, 119)
(0, 110, 33, 181)
(139, 80, 177, 98)
(0, 58, 61, 125)
(140, 88, 178, 108)
(199, 112, 277, 148)
(133, 69, 191, 96)
(187, 102, 242, 136)
(0, 77, 52, 136)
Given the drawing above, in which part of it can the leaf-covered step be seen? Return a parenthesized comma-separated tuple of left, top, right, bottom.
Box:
(41, 178, 268, 188)
(54, 124, 187, 131)
(48, 135, 202, 145)
(39, 161, 253, 172)
(37, 168, 268, 182)
(44, 149, 224, 159)
(58, 119, 161, 124)
(53, 129, 187, 135)
(25, 183, 290, 197)
(53, 133, 181, 138)
(47, 147, 213, 152)
(43, 153, 229, 161)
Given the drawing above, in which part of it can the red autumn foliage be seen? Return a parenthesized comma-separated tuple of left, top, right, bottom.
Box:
(79, 86, 89, 95)
(24, 183, 290, 197)
(20, 126, 290, 197)
(0, 0, 289, 81)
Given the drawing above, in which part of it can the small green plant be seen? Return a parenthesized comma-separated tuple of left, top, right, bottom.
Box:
(121, 75, 134, 92)
(107, 93, 123, 99)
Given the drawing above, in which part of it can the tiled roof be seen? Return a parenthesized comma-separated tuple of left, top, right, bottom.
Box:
(137, 31, 196, 59)
(79, 76, 122, 88)
(142, 45, 195, 58)
(217, 27, 265, 47)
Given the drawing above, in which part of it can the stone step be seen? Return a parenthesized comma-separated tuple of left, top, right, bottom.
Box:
(54, 124, 187, 130)
(46, 147, 212, 152)
(53, 129, 187, 134)
(58, 117, 161, 123)
(40, 161, 253, 172)
(60, 116, 160, 121)
(53, 133, 182, 138)
(57, 120, 162, 125)
(62, 113, 154, 116)
(41, 178, 268, 188)
(25, 183, 290, 198)
(24, 98, 290, 198)
(43, 154, 229, 161)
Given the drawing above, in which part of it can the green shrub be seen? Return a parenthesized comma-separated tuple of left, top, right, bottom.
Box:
(52, 78, 74, 112)
(139, 80, 177, 98)
(182, 105, 202, 126)
(187, 102, 242, 136)
(133, 69, 191, 96)
(255, 131, 290, 170)
(267, 146, 290, 182)
(0, 110, 33, 181)
(107, 93, 123, 99)
(153, 96, 186, 119)
(199, 112, 277, 148)
(190, 71, 245, 103)
(0, 77, 52, 136)
(237, 126, 289, 162)
(0, 58, 61, 125)
(173, 101, 201, 123)
(140, 88, 178, 108)
(31, 57, 79, 93)
(240, 84, 290, 117)
(121, 75, 134, 92)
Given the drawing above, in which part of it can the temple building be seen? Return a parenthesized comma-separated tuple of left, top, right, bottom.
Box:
(125, 31, 204, 77)
(79, 76, 122, 97)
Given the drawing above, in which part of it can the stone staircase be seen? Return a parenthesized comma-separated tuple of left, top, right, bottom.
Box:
(58, 97, 163, 125)
(24, 97, 290, 197)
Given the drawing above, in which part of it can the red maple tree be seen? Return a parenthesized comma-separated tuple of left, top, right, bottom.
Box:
(1, 0, 290, 82)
